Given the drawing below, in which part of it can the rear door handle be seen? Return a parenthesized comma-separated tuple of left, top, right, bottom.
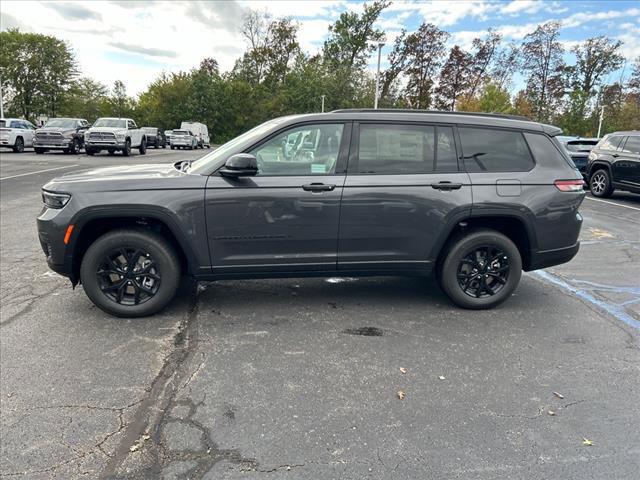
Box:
(302, 183, 335, 192)
(431, 181, 463, 190)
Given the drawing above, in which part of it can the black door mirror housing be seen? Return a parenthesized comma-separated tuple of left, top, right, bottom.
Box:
(219, 154, 258, 177)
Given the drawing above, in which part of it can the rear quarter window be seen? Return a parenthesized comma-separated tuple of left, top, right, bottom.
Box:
(459, 127, 534, 172)
(524, 133, 575, 169)
(621, 136, 640, 155)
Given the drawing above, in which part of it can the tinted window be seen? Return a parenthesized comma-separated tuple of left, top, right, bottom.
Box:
(524, 133, 573, 168)
(599, 135, 623, 151)
(621, 136, 640, 155)
(460, 127, 533, 172)
(10, 121, 22, 129)
(251, 123, 344, 176)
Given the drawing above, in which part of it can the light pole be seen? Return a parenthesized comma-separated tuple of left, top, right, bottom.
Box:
(0, 74, 4, 118)
(374, 41, 385, 109)
(597, 105, 605, 138)
(321, 95, 325, 113)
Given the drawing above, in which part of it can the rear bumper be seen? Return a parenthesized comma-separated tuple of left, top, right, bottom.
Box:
(526, 242, 580, 271)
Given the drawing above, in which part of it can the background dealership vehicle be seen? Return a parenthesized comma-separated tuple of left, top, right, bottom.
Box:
(84, 117, 147, 157)
(164, 130, 173, 145)
(170, 129, 198, 149)
(38, 110, 585, 317)
(180, 121, 210, 148)
(142, 127, 166, 149)
(586, 131, 640, 197)
(0, 117, 36, 152)
(33, 118, 90, 154)
(557, 136, 599, 178)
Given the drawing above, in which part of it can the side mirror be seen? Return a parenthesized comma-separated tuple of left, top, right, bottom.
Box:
(219, 153, 258, 177)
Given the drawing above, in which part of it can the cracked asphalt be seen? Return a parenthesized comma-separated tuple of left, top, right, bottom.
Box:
(1, 149, 639, 479)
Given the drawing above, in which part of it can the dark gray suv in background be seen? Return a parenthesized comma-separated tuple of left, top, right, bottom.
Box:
(37, 110, 585, 317)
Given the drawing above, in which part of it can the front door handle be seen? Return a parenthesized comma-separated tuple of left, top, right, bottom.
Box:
(431, 181, 463, 190)
(302, 183, 335, 192)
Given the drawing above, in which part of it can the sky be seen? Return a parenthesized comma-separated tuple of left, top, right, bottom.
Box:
(1, 0, 639, 96)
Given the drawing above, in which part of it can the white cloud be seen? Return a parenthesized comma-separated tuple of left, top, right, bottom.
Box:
(562, 8, 640, 28)
(501, 0, 544, 15)
(387, 1, 492, 27)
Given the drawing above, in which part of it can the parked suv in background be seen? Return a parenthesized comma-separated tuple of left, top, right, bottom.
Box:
(34, 118, 90, 154)
(84, 117, 147, 156)
(557, 136, 599, 178)
(38, 110, 585, 317)
(170, 129, 198, 149)
(586, 131, 640, 197)
(0, 118, 36, 152)
(142, 127, 166, 149)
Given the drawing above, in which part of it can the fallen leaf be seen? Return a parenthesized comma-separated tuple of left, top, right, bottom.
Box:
(438, 375, 446, 380)
(582, 438, 593, 446)
(129, 444, 140, 452)
(548, 410, 555, 416)
(553, 391, 564, 399)
(399, 367, 407, 374)
(142, 434, 150, 441)
(397, 391, 405, 400)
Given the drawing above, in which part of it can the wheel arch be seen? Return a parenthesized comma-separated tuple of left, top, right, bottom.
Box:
(65, 207, 198, 284)
(433, 213, 536, 272)
(587, 160, 612, 180)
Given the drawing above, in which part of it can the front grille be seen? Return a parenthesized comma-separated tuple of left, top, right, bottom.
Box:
(89, 132, 116, 141)
(36, 132, 64, 140)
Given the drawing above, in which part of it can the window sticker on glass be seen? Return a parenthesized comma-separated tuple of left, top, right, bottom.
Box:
(311, 164, 326, 173)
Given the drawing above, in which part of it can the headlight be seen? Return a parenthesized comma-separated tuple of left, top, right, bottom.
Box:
(63, 131, 75, 139)
(42, 190, 71, 209)
(84, 131, 90, 140)
(115, 132, 125, 141)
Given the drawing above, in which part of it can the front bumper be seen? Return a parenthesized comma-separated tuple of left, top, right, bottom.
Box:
(37, 206, 74, 279)
(85, 140, 126, 149)
(33, 139, 75, 150)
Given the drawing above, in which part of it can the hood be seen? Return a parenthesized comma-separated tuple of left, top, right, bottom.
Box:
(88, 126, 127, 134)
(37, 127, 74, 134)
(42, 163, 206, 194)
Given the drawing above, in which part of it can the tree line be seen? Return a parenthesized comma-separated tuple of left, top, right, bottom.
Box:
(1, 1, 638, 143)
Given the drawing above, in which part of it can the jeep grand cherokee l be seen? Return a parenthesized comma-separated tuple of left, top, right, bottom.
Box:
(37, 110, 585, 317)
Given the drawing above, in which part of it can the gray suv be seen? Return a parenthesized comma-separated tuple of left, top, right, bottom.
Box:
(37, 110, 585, 317)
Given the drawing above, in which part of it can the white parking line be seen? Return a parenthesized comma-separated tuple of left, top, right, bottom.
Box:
(0, 165, 79, 181)
(585, 196, 640, 212)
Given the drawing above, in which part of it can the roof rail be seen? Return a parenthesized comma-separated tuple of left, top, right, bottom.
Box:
(330, 108, 531, 122)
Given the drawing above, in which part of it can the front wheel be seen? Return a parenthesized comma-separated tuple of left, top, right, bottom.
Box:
(589, 169, 614, 198)
(80, 229, 181, 317)
(438, 229, 522, 309)
(12, 137, 24, 153)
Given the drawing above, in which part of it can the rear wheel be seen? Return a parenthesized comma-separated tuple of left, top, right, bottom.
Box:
(439, 229, 522, 309)
(139, 138, 147, 155)
(589, 169, 614, 198)
(12, 137, 24, 153)
(80, 229, 181, 317)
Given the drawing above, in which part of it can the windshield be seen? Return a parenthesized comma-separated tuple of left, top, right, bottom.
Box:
(93, 118, 126, 128)
(173, 130, 190, 135)
(189, 120, 282, 175)
(44, 118, 77, 128)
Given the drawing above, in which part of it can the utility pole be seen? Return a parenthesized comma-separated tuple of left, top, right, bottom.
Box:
(374, 41, 384, 109)
(321, 95, 325, 113)
(597, 106, 605, 138)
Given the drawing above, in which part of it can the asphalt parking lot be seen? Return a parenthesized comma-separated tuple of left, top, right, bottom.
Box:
(1, 148, 639, 479)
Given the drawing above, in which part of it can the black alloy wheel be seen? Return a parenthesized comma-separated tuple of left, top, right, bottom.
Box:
(97, 247, 160, 306)
(456, 246, 510, 299)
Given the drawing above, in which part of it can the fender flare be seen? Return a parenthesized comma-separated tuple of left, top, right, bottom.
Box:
(64, 205, 201, 276)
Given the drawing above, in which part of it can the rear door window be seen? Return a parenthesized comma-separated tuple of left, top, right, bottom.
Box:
(354, 123, 458, 174)
(620, 136, 640, 155)
(460, 127, 534, 172)
(599, 135, 624, 151)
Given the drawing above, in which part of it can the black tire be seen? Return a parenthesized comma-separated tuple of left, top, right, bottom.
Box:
(122, 139, 131, 157)
(108, 149, 116, 156)
(171, 146, 175, 150)
(162, 144, 166, 149)
(68, 138, 79, 154)
(86, 148, 96, 156)
(589, 168, 614, 198)
(154, 142, 159, 149)
(439, 229, 522, 309)
(12, 137, 24, 153)
(206, 144, 210, 149)
(80, 229, 181, 317)
(34, 148, 45, 154)
(139, 138, 147, 155)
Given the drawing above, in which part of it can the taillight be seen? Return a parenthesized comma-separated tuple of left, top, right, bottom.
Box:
(554, 179, 585, 192)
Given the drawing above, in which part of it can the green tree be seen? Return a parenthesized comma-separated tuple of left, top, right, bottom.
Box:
(59, 77, 109, 122)
(478, 83, 513, 113)
(0, 28, 77, 119)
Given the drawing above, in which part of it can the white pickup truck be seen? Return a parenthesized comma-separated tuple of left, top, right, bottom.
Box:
(84, 117, 147, 156)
